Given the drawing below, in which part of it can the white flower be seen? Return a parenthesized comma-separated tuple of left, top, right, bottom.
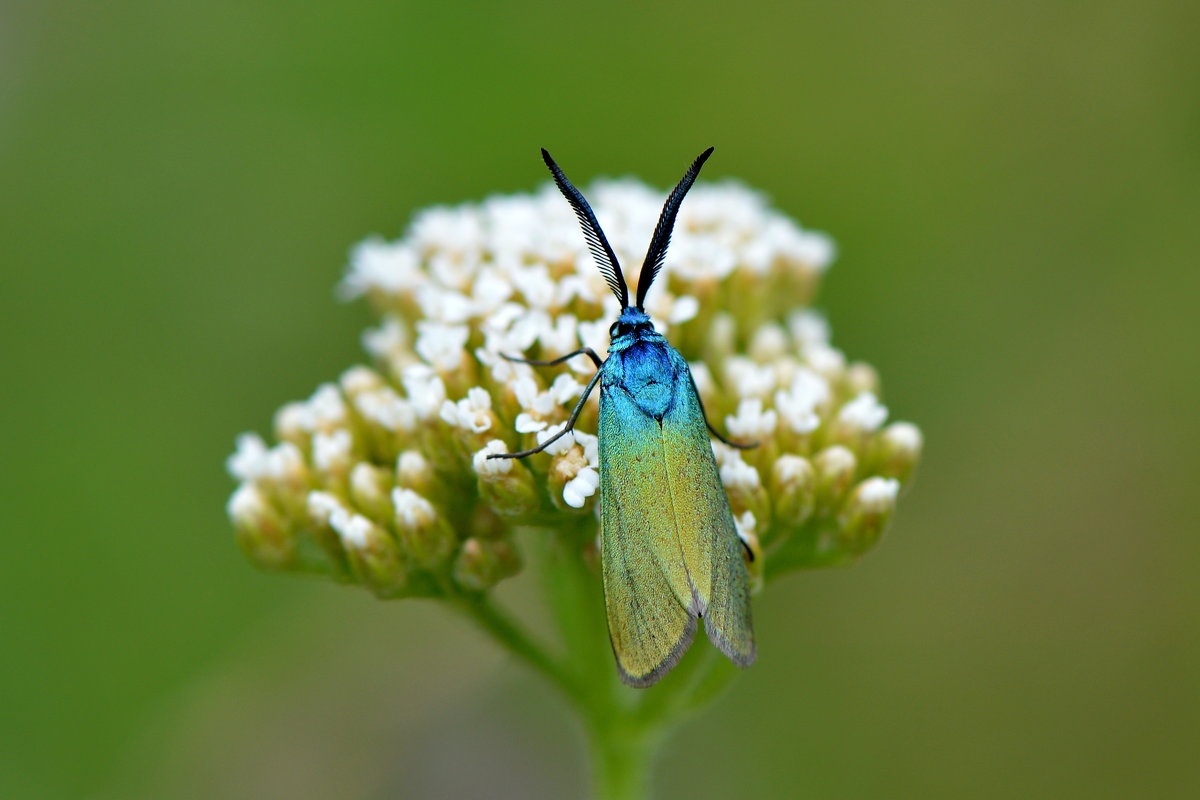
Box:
(397, 450, 431, 482)
(336, 513, 375, 549)
(355, 387, 417, 433)
(227, 482, 270, 525)
(571, 430, 599, 467)
(839, 392, 889, 432)
(749, 323, 788, 362)
(853, 476, 900, 511)
(439, 386, 493, 433)
(401, 364, 446, 420)
(392, 487, 436, 528)
(362, 316, 411, 368)
(803, 341, 846, 378)
(341, 237, 422, 298)
(563, 467, 600, 509)
(307, 490, 350, 529)
(774, 367, 829, 434)
(536, 422, 577, 457)
(733, 510, 757, 545)
(788, 310, 830, 346)
(726, 398, 777, 439)
(416, 285, 476, 324)
(308, 384, 347, 431)
(717, 449, 762, 492)
(473, 440, 513, 476)
(226, 433, 270, 482)
(882, 421, 923, 454)
(723, 357, 778, 399)
(313, 429, 353, 473)
(339, 365, 384, 397)
(414, 321, 469, 371)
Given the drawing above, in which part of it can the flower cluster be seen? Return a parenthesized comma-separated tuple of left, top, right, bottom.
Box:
(226, 176, 921, 598)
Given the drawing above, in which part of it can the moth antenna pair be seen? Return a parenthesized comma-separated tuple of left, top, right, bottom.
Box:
(541, 146, 714, 310)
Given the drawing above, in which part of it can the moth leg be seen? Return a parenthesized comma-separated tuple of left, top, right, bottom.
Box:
(501, 347, 604, 369)
(488, 369, 603, 460)
(707, 420, 757, 450)
(689, 374, 759, 450)
(740, 537, 755, 562)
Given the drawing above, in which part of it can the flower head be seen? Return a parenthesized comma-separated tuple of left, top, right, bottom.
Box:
(227, 172, 919, 596)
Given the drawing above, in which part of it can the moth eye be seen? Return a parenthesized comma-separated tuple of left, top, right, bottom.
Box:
(609, 323, 621, 338)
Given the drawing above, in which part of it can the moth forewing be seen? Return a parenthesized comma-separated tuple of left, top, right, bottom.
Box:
(597, 368, 699, 686)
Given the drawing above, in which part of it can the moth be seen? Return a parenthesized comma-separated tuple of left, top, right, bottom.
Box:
(490, 148, 755, 687)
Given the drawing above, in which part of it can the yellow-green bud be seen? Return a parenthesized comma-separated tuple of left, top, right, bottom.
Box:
(770, 454, 816, 532)
(473, 440, 540, 517)
(813, 445, 857, 510)
(876, 421, 923, 484)
(838, 476, 899, 556)
(228, 483, 294, 569)
(453, 537, 522, 592)
(842, 361, 880, 397)
(334, 511, 408, 596)
(396, 449, 442, 504)
(717, 447, 771, 527)
(349, 462, 394, 521)
(392, 487, 455, 568)
(733, 511, 764, 590)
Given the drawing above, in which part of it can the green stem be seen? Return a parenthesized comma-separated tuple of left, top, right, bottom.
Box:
(450, 590, 582, 703)
(587, 720, 655, 800)
(456, 523, 743, 800)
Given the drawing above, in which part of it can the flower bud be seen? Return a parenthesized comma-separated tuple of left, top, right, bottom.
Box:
(716, 447, 770, 528)
(228, 483, 294, 569)
(392, 487, 456, 568)
(832, 391, 888, 446)
(703, 311, 736, 369)
(770, 454, 816, 533)
(334, 511, 409, 596)
(838, 476, 899, 555)
(439, 386, 500, 456)
(547, 445, 598, 512)
(473, 441, 539, 517)
(339, 365, 387, 399)
(453, 537, 522, 592)
(842, 361, 880, 397)
(733, 511, 763, 590)
(813, 445, 857, 510)
(349, 462, 394, 521)
(312, 429, 354, 488)
(876, 421, 923, 484)
(749, 323, 788, 363)
(396, 449, 440, 502)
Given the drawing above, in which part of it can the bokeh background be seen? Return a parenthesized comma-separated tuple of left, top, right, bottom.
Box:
(4, 1, 1198, 797)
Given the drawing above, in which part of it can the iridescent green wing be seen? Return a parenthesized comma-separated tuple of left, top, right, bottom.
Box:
(598, 382, 698, 687)
(660, 355, 755, 667)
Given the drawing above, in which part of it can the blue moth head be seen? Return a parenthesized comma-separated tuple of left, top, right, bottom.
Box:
(609, 307, 655, 343)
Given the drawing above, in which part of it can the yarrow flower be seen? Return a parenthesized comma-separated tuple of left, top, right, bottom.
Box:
(226, 175, 921, 597)
(225, 160, 923, 798)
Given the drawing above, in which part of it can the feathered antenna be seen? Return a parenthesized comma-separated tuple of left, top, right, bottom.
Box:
(541, 149, 629, 308)
(635, 147, 714, 310)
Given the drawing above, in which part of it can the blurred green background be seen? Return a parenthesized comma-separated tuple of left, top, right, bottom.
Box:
(4, 0, 1198, 797)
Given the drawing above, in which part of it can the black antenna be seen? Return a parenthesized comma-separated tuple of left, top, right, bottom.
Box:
(635, 147, 714, 310)
(541, 149, 629, 308)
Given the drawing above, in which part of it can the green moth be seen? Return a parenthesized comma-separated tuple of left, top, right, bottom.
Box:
(490, 148, 755, 687)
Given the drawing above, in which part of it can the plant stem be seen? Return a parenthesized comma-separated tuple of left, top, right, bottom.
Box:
(587, 720, 654, 800)
(457, 523, 743, 800)
(451, 591, 582, 703)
